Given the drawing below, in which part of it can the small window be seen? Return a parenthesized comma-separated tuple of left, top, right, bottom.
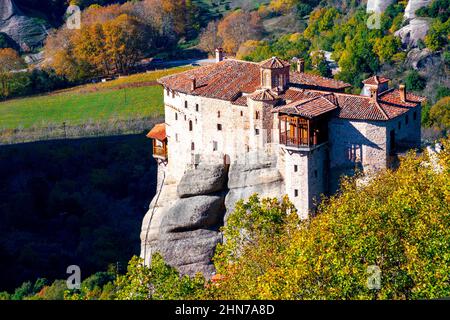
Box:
(314, 170, 318, 178)
(175, 134, 179, 142)
(189, 120, 193, 131)
(398, 121, 401, 130)
(255, 111, 260, 119)
(405, 115, 409, 125)
(185, 101, 188, 108)
(240, 111, 243, 117)
(413, 111, 417, 121)
(213, 141, 218, 151)
(294, 189, 299, 197)
(191, 142, 195, 151)
(166, 88, 169, 96)
(294, 165, 298, 172)
(195, 118, 197, 124)
(196, 104, 199, 112)
(184, 115, 187, 121)
(217, 124, 222, 131)
(175, 112, 178, 120)
(255, 128, 260, 135)
(217, 111, 221, 118)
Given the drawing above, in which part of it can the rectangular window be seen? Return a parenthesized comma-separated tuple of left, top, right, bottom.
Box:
(196, 104, 199, 112)
(185, 101, 188, 108)
(294, 165, 298, 172)
(213, 141, 218, 151)
(175, 134, 179, 142)
(240, 111, 243, 117)
(294, 189, 299, 197)
(255, 128, 260, 135)
(217, 124, 222, 131)
(175, 112, 178, 120)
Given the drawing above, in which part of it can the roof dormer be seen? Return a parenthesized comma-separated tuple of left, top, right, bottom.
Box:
(260, 57, 290, 92)
(361, 75, 390, 96)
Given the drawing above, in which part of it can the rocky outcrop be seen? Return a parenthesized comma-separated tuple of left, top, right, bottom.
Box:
(141, 164, 228, 277)
(404, 0, 432, 20)
(0, 0, 49, 51)
(395, 0, 432, 48)
(177, 164, 227, 198)
(366, 0, 394, 13)
(405, 48, 441, 70)
(141, 154, 286, 277)
(225, 154, 285, 221)
(395, 18, 430, 48)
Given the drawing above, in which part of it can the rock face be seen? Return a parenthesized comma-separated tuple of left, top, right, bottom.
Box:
(0, 0, 49, 51)
(366, 0, 394, 13)
(141, 156, 285, 277)
(404, 0, 432, 20)
(177, 164, 227, 198)
(395, 18, 430, 48)
(141, 164, 228, 277)
(405, 48, 441, 70)
(394, 0, 432, 48)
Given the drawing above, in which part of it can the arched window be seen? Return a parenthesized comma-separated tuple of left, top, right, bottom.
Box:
(189, 120, 193, 131)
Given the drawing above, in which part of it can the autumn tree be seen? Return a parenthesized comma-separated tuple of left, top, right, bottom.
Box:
(204, 138, 450, 300)
(0, 48, 26, 98)
(217, 10, 264, 54)
(198, 20, 222, 55)
(429, 96, 450, 130)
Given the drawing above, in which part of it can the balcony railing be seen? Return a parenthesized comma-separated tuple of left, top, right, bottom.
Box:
(280, 132, 310, 147)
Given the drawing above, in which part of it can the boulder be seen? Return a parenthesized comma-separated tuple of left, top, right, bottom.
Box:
(406, 48, 441, 70)
(177, 164, 227, 198)
(395, 18, 430, 48)
(161, 194, 225, 232)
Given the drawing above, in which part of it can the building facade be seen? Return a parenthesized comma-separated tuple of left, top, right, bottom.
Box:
(148, 53, 425, 218)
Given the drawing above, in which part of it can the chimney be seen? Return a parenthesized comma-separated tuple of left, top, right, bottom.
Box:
(190, 78, 196, 91)
(215, 48, 224, 63)
(297, 59, 305, 73)
(399, 84, 406, 102)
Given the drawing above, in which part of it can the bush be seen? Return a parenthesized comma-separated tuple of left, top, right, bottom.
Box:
(405, 70, 426, 91)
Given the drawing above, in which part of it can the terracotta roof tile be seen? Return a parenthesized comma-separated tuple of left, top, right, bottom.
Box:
(362, 75, 390, 85)
(260, 57, 290, 69)
(249, 89, 278, 101)
(275, 94, 338, 118)
(290, 72, 351, 90)
(146, 123, 166, 141)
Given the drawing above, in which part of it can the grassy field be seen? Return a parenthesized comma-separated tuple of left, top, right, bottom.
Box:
(0, 66, 192, 130)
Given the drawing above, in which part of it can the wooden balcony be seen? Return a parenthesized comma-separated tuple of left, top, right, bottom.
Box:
(152, 142, 168, 160)
(278, 114, 328, 151)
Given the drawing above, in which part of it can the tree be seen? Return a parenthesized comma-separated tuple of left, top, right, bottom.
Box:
(115, 255, 205, 300)
(429, 97, 450, 130)
(198, 21, 222, 55)
(373, 35, 401, 63)
(204, 139, 450, 299)
(0, 48, 26, 99)
(405, 70, 426, 91)
(217, 10, 264, 54)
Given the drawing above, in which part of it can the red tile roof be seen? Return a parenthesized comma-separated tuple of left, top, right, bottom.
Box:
(290, 72, 351, 90)
(250, 89, 277, 101)
(158, 59, 350, 102)
(275, 94, 338, 118)
(260, 57, 290, 69)
(146, 123, 166, 141)
(362, 75, 390, 85)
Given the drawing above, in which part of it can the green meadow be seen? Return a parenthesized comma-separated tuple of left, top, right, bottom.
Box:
(0, 66, 192, 130)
